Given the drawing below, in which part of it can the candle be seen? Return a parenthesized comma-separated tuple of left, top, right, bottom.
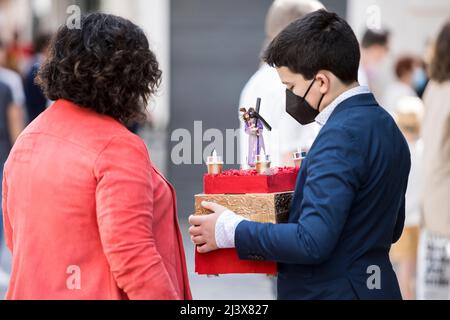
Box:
(255, 149, 271, 175)
(206, 150, 224, 175)
(293, 148, 307, 168)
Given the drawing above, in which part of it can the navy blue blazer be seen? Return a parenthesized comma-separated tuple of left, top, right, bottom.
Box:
(235, 93, 411, 300)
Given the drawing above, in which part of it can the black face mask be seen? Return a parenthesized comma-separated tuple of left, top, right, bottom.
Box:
(286, 79, 325, 125)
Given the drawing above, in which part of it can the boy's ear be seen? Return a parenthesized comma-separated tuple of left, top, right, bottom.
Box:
(316, 72, 331, 95)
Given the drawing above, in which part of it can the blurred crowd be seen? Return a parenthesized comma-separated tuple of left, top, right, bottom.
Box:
(0, 33, 52, 285)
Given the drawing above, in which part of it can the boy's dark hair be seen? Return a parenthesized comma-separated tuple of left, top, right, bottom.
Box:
(36, 13, 161, 123)
(264, 9, 360, 84)
(361, 28, 390, 48)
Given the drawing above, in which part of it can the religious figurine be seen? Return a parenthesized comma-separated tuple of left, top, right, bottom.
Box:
(240, 98, 273, 169)
(241, 107, 265, 168)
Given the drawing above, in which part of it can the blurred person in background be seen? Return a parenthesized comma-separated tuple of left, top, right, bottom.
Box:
(390, 96, 424, 300)
(2, 13, 191, 300)
(359, 28, 390, 88)
(0, 40, 26, 114)
(23, 34, 51, 124)
(383, 56, 419, 114)
(0, 81, 16, 286)
(413, 59, 429, 99)
(3, 31, 32, 74)
(0, 39, 25, 285)
(417, 20, 450, 300)
(239, 0, 324, 168)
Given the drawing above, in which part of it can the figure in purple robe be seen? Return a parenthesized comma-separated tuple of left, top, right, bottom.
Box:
(241, 108, 265, 167)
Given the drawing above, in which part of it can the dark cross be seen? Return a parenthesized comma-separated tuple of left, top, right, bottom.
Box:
(248, 98, 272, 131)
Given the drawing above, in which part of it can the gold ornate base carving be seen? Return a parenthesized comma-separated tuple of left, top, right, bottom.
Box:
(194, 192, 293, 224)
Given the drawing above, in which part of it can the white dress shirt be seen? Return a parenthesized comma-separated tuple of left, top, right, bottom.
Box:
(216, 85, 371, 249)
(315, 85, 370, 127)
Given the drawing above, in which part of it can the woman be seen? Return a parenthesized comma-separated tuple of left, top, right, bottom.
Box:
(2, 13, 191, 300)
(417, 20, 450, 300)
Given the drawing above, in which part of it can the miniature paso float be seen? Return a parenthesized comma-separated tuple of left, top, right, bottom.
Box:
(194, 98, 306, 276)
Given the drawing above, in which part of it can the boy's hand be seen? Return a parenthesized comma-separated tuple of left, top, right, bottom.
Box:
(188, 201, 228, 253)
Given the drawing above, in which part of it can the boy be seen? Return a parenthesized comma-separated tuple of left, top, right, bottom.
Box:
(189, 10, 410, 300)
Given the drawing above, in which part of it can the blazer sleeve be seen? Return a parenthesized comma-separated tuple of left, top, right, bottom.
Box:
(94, 134, 179, 300)
(235, 126, 365, 265)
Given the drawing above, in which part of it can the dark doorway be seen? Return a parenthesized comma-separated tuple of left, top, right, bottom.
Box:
(170, 0, 273, 217)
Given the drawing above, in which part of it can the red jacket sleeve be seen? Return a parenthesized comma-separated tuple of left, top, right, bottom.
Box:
(94, 134, 179, 300)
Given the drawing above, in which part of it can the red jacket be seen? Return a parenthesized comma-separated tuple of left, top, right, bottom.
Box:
(2, 99, 191, 300)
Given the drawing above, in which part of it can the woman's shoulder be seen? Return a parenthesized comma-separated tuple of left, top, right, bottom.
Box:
(23, 99, 144, 155)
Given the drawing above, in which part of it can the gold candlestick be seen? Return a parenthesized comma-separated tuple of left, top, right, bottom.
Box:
(255, 152, 271, 175)
(206, 150, 224, 175)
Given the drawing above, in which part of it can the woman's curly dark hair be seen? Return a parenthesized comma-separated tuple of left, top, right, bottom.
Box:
(36, 12, 162, 123)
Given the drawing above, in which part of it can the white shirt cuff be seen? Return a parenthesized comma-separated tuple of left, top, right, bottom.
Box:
(215, 210, 246, 249)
